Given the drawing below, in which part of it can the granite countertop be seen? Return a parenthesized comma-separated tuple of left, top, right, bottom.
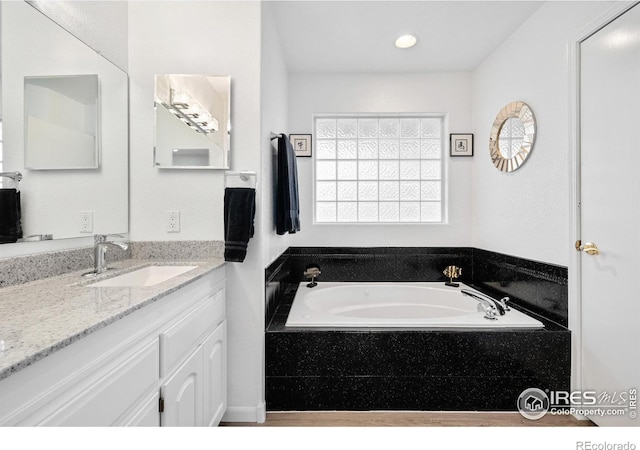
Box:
(0, 258, 225, 381)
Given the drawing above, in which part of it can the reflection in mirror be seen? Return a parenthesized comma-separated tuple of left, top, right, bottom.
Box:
(0, 1, 128, 243)
(154, 74, 230, 169)
(498, 117, 524, 159)
(489, 101, 536, 173)
(25, 75, 99, 170)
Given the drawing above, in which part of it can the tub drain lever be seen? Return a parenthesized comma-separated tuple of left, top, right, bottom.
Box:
(304, 265, 321, 288)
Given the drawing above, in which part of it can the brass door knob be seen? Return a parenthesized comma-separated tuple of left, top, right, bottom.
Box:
(575, 241, 600, 255)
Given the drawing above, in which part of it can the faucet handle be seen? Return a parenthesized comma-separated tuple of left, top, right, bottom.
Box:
(443, 265, 462, 287)
(303, 264, 321, 278)
(483, 306, 499, 321)
(443, 265, 462, 278)
(95, 233, 125, 243)
(304, 264, 321, 288)
(499, 297, 511, 311)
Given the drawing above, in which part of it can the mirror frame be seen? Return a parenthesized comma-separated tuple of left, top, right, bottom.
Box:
(489, 101, 536, 172)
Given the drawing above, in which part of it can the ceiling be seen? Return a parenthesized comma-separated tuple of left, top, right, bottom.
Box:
(270, 1, 544, 73)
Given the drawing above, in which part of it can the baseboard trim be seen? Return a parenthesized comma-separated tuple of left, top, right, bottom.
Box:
(222, 403, 266, 423)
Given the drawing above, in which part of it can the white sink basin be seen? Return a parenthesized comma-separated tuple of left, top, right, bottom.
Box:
(89, 265, 198, 287)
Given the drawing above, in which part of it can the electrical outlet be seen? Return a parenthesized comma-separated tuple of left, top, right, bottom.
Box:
(166, 210, 180, 233)
(79, 211, 93, 233)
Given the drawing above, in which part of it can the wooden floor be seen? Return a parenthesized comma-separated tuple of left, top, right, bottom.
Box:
(222, 411, 595, 427)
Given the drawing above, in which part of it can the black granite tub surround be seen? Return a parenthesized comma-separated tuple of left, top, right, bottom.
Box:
(266, 297, 570, 411)
(287, 246, 473, 283)
(265, 252, 290, 324)
(264, 246, 571, 411)
(265, 246, 568, 327)
(266, 325, 570, 411)
(470, 248, 568, 327)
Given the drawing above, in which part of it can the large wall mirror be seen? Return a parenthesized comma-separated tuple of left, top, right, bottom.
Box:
(154, 74, 230, 169)
(489, 101, 536, 173)
(0, 1, 128, 243)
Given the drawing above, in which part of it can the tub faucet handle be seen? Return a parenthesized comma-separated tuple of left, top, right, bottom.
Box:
(443, 265, 462, 287)
(304, 264, 321, 288)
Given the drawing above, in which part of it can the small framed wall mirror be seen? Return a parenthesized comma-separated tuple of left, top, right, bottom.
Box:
(24, 74, 100, 170)
(154, 74, 230, 169)
(489, 101, 536, 173)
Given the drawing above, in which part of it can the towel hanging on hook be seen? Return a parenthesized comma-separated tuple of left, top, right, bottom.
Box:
(275, 133, 300, 235)
(0, 171, 23, 243)
(224, 170, 256, 263)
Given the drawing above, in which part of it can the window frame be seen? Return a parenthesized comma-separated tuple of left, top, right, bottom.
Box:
(312, 113, 448, 225)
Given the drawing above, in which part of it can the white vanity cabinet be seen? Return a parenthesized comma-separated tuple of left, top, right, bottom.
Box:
(159, 287, 227, 427)
(0, 265, 226, 427)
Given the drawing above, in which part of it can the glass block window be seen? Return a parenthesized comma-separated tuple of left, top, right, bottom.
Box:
(314, 115, 445, 223)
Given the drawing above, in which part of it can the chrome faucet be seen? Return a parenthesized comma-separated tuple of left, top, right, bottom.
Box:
(461, 289, 506, 320)
(84, 234, 129, 276)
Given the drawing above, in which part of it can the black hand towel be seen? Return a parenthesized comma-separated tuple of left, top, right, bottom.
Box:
(0, 189, 22, 244)
(276, 134, 300, 235)
(224, 187, 256, 262)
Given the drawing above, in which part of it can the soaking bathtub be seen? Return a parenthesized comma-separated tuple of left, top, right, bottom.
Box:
(285, 282, 544, 328)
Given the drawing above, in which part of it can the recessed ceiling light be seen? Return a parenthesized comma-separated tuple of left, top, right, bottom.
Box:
(395, 34, 417, 49)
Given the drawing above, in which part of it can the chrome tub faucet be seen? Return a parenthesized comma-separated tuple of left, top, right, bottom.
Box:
(461, 289, 507, 320)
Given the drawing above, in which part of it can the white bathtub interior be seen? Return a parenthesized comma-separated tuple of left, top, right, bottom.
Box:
(285, 282, 544, 328)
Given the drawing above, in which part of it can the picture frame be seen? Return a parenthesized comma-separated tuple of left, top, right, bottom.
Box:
(450, 133, 474, 157)
(289, 134, 312, 157)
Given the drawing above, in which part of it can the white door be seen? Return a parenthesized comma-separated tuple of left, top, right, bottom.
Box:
(580, 4, 640, 427)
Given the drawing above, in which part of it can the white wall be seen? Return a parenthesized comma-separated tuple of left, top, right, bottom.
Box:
(261, 3, 290, 265)
(471, 1, 614, 266)
(27, 0, 128, 71)
(128, 1, 266, 421)
(128, 1, 261, 243)
(287, 72, 473, 247)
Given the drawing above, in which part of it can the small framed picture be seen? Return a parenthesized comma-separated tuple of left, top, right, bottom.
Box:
(450, 133, 474, 157)
(289, 134, 312, 157)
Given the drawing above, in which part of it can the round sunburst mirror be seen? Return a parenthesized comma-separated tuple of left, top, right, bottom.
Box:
(489, 101, 536, 172)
